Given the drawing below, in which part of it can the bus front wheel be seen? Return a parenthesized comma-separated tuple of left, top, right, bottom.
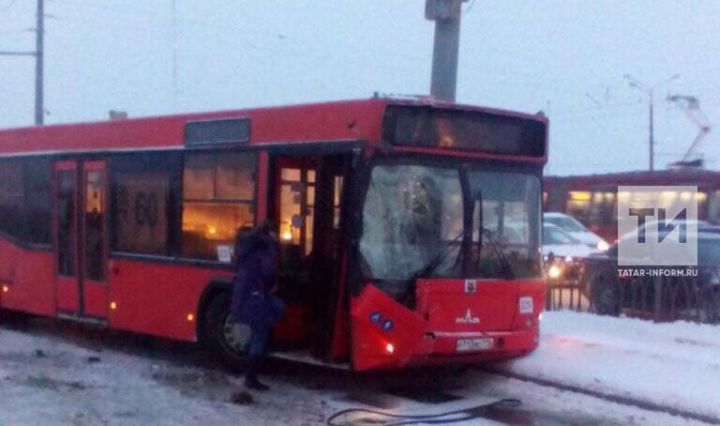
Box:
(202, 292, 250, 364)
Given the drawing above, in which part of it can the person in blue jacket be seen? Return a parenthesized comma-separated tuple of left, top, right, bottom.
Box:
(231, 220, 286, 391)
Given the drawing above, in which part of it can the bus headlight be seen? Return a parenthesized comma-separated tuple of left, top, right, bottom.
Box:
(597, 240, 610, 252)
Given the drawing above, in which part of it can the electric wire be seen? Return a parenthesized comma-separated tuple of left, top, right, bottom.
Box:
(326, 398, 522, 426)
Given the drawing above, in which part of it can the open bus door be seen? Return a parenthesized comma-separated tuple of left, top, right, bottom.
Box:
(54, 160, 109, 321)
(269, 153, 351, 360)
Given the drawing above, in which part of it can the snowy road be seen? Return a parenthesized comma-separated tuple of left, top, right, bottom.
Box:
(0, 312, 717, 425)
(494, 311, 720, 423)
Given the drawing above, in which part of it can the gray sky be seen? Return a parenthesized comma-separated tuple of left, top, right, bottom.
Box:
(1, 0, 718, 175)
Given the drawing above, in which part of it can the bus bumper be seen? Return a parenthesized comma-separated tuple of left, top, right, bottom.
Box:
(350, 284, 542, 371)
(404, 327, 539, 367)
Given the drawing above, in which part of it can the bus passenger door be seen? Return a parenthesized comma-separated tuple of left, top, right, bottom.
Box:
(272, 159, 317, 344)
(54, 160, 109, 320)
(271, 154, 351, 356)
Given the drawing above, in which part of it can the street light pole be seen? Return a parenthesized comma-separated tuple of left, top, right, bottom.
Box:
(624, 73, 679, 172)
(35, 0, 44, 125)
(426, 0, 467, 102)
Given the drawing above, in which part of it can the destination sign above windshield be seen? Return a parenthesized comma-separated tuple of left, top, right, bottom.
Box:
(382, 105, 546, 158)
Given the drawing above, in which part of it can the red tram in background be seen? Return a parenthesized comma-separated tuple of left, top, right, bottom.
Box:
(544, 169, 720, 242)
(0, 98, 547, 370)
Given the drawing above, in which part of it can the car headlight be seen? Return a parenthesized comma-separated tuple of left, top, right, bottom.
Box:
(547, 264, 562, 279)
(597, 240, 610, 252)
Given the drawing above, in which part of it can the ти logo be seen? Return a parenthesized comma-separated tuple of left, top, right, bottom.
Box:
(618, 186, 698, 266)
(629, 207, 687, 243)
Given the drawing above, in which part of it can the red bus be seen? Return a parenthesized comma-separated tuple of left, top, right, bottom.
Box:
(0, 98, 547, 370)
(544, 169, 720, 243)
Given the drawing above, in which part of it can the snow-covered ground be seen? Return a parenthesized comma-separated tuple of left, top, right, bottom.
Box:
(496, 311, 720, 422)
(0, 322, 339, 425)
(0, 311, 717, 425)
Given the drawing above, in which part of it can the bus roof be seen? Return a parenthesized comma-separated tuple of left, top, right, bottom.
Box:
(0, 97, 547, 157)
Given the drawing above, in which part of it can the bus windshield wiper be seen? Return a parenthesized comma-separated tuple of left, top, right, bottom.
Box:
(404, 229, 465, 286)
(480, 228, 515, 280)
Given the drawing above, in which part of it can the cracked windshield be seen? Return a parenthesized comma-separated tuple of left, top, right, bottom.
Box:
(359, 164, 541, 282)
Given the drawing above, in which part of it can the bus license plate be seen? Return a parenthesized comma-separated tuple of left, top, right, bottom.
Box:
(456, 338, 493, 352)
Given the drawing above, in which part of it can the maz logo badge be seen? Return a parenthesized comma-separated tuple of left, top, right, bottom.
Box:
(456, 309, 480, 324)
(464, 279, 477, 294)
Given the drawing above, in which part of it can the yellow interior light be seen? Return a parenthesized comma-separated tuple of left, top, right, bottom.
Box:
(280, 221, 293, 242)
(569, 191, 592, 201)
(439, 136, 454, 147)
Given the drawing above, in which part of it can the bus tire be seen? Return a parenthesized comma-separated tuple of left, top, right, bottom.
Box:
(202, 292, 249, 365)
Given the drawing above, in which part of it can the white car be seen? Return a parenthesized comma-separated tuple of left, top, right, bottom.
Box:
(543, 224, 598, 259)
(543, 212, 609, 252)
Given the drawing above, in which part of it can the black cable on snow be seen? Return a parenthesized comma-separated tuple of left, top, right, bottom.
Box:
(326, 398, 521, 426)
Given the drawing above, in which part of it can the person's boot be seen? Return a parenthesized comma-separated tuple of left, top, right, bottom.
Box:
(244, 355, 270, 391)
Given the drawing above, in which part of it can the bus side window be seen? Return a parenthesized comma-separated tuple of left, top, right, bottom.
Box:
(0, 158, 52, 245)
(57, 170, 76, 276)
(181, 152, 257, 261)
(112, 153, 175, 256)
(278, 167, 315, 256)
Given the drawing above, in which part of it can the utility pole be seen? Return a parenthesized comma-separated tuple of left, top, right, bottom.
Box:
(171, 0, 178, 111)
(0, 0, 44, 125)
(624, 73, 679, 171)
(35, 0, 44, 125)
(426, 0, 467, 102)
